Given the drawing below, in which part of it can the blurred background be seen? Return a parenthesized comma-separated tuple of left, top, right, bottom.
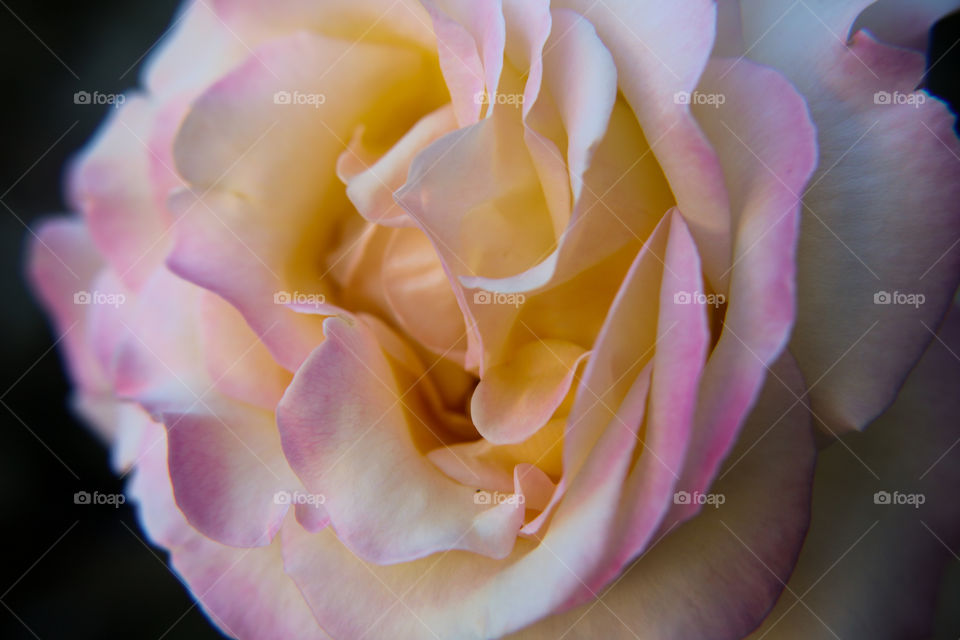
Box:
(0, 2, 958, 639)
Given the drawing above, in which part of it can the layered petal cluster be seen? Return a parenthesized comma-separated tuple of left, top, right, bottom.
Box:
(28, 1, 960, 638)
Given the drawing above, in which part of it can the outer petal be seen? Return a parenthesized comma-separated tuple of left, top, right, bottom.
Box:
(739, 1, 960, 433)
(163, 395, 302, 548)
(68, 97, 172, 290)
(749, 304, 960, 639)
(128, 421, 330, 639)
(27, 218, 109, 394)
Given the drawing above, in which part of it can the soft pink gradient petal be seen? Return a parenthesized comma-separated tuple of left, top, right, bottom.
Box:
(163, 395, 302, 548)
(67, 97, 171, 290)
(199, 291, 292, 411)
(748, 304, 960, 639)
(279, 358, 651, 638)
(739, 1, 960, 432)
(421, 0, 505, 126)
(513, 353, 816, 640)
(128, 422, 331, 639)
(277, 317, 525, 563)
(666, 58, 816, 528)
(27, 218, 109, 394)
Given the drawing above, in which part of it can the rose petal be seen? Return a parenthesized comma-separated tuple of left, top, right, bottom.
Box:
(471, 339, 586, 444)
(381, 226, 468, 359)
(748, 304, 960, 639)
(738, 2, 960, 432)
(513, 353, 815, 640)
(163, 395, 302, 547)
(169, 31, 440, 369)
(553, 0, 732, 291)
(199, 290, 292, 411)
(68, 96, 171, 290)
(277, 317, 525, 563)
(211, 0, 435, 50)
(668, 57, 816, 524)
(422, 0, 506, 126)
(128, 421, 330, 639)
(27, 218, 109, 393)
(337, 106, 458, 228)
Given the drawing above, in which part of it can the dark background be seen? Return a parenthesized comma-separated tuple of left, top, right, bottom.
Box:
(0, 3, 958, 640)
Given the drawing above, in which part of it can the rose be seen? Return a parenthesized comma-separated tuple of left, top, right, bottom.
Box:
(27, 1, 960, 638)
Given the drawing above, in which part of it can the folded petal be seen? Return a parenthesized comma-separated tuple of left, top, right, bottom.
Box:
(277, 317, 525, 563)
(669, 57, 816, 523)
(169, 31, 442, 369)
(471, 339, 587, 444)
(553, 0, 732, 291)
(514, 353, 815, 640)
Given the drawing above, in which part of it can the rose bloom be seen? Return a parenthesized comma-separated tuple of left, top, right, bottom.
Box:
(28, 1, 960, 638)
